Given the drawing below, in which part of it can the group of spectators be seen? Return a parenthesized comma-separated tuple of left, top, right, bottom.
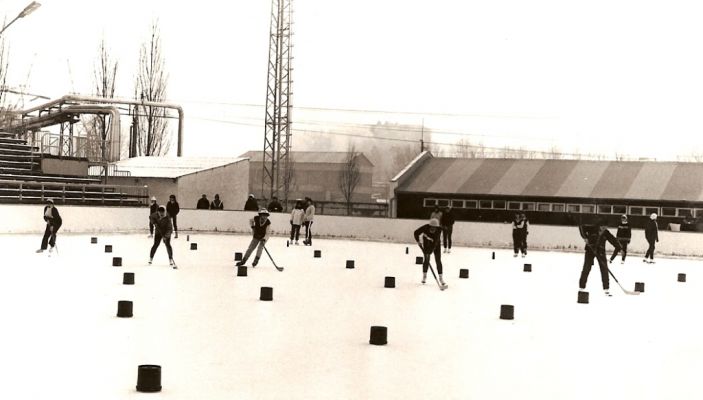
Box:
(196, 194, 224, 210)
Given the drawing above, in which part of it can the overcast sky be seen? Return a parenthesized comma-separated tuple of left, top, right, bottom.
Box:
(3, 0, 703, 160)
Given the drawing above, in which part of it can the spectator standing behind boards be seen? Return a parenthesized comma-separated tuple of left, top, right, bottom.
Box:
(36, 198, 62, 254)
(196, 194, 210, 209)
(441, 206, 455, 254)
(210, 194, 224, 210)
(644, 213, 659, 264)
(244, 194, 259, 211)
(610, 214, 631, 264)
(430, 205, 443, 222)
(303, 197, 315, 246)
(289, 199, 305, 245)
(148, 196, 158, 238)
(166, 194, 180, 239)
(268, 196, 283, 212)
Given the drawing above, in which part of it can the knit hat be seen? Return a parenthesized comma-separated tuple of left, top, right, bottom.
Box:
(258, 208, 270, 216)
(429, 218, 440, 227)
(650, 213, 657, 220)
(621, 214, 628, 220)
(151, 196, 157, 201)
(46, 198, 54, 204)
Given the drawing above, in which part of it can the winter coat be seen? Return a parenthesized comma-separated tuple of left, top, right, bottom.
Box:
(166, 200, 180, 217)
(290, 208, 305, 225)
(267, 200, 283, 213)
(615, 222, 632, 242)
(304, 204, 315, 222)
(43, 206, 62, 229)
(250, 215, 271, 241)
(581, 225, 621, 255)
(440, 210, 455, 227)
(149, 202, 159, 214)
(149, 212, 173, 237)
(210, 200, 224, 210)
(414, 224, 442, 254)
(512, 219, 528, 238)
(244, 197, 259, 211)
(196, 198, 210, 209)
(645, 219, 659, 242)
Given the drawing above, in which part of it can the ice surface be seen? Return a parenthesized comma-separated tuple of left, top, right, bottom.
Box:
(1, 232, 702, 400)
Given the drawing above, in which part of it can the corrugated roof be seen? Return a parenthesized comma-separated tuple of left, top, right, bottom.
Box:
(396, 158, 703, 202)
(241, 151, 374, 166)
(108, 156, 245, 178)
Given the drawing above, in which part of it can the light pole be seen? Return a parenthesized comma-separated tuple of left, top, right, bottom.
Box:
(0, 2, 41, 36)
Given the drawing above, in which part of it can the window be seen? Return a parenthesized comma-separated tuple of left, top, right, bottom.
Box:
(479, 200, 493, 209)
(437, 199, 450, 207)
(508, 202, 521, 210)
(537, 203, 551, 212)
(613, 205, 626, 215)
(465, 200, 477, 209)
(567, 204, 581, 213)
(598, 205, 612, 214)
(677, 208, 693, 217)
(522, 203, 535, 211)
(423, 199, 437, 207)
(695, 209, 703, 218)
(582, 205, 596, 213)
(661, 207, 676, 217)
(645, 207, 659, 216)
(629, 206, 644, 215)
(452, 200, 464, 208)
(552, 204, 565, 212)
(493, 200, 506, 209)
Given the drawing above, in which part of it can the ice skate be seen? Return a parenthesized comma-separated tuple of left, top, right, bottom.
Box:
(236, 260, 246, 267)
(170, 259, 177, 269)
(148, 258, 152, 265)
(604, 290, 612, 297)
(513, 253, 518, 258)
(649, 260, 656, 264)
(421, 273, 427, 284)
(521, 253, 526, 258)
(174, 232, 178, 239)
(621, 260, 625, 264)
(148, 234, 153, 238)
(295, 241, 299, 245)
(447, 249, 451, 254)
(252, 257, 259, 267)
(49, 247, 54, 254)
(35, 249, 44, 253)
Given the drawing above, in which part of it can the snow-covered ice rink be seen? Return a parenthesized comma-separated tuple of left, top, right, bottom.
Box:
(2, 232, 702, 400)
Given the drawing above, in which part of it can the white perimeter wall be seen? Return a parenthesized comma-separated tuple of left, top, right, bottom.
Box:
(2, 204, 701, 258)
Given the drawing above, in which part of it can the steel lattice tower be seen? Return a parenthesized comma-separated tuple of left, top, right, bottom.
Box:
(262, 0, 293, 202)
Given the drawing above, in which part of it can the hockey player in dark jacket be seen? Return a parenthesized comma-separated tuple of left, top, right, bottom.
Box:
(512, 213, 529, 257)
(236, 208, 271, 267)
(644, 213, 659, 263)
(37, 199, 62, 253)
(609, 214, 631, 264)
(414, 218, 446, 287)
(578, 218, 621, 296)
(149, 206, 175, 268)
(148, 196, 158, 238)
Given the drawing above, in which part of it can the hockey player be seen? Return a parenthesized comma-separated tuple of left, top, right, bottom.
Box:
(303, 197, 315, 246)
(414, 218, 446, 287)
(149, 206, 176, 268)
(236, 208, 271, 267)
(148, 196, 158, 238)
(290, 200, 305, 245)
(609, 214, 631, 264)
(578, 218, 621, 296)
(512, 213, 529, 257)
(644, 213, 659, 263)
(36, 198, 62, 253)
(166, 194, 180, 238)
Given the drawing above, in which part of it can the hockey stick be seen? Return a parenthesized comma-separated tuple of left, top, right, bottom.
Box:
(263, 245, 284, 271)
(426, 259, 448, 291)
(606, 267, 639, 295)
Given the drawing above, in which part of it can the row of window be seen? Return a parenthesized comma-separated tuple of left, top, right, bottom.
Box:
(423, 198, 703, 218)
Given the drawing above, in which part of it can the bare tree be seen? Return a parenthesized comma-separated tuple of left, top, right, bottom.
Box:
(339, 144, 361, 216)
(134, 21, 169, 156)
(82, 37, 118, 162)
(0, 34, 16, 129)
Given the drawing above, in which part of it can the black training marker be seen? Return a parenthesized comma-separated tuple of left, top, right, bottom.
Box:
(123, 272, 135, 285)
(346, 260, 355, 269)
(234, 252, 243, 261)
(523, 263, 531, 272)
(369, 326, 388, 345)
(492, 252, 495, 260)
(405, 247, 409, 254)
(186, 235, 190, 241)
(577, 291, 589, 304)
(136, 365, 162, 393)
(112, 257, 122, 267)
(415, 256, 423, 265)
(635, 282, 645, 293)
(384, 276, 395, 288)
(678, 273, 686, 282)
(91, 237, 98, 244)
(459, 269, 469, 279)
(237, 266, 247, 277)
(314, 250, 321, 258)
(117, 300, 133, 318)
(260, 287, 273, 301)
(105, 245, 112, 253)
(499, 305, 514, 320)
(190, 243, 197, 250)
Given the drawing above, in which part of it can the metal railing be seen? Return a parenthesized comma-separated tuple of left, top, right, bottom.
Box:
(277, 199, 389, 218)
(0, 179, 149, 206)
(88, 164, 131, 177)
(40, 133, 118, 163)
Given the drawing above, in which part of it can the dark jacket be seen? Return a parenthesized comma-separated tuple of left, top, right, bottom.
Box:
(645, 219, 659, 242)
(440, 210, 455, 227)
(166, 200, 180, 217)
(149, 212, 173, 237)
(512, 219, 528, 237)
(414, 224, 442, 253)
(581, 225, 621, 255)
(210, 200, 223, 210)
(149, 203, 159, 214)
(267, 200, 283, 213)
(244, 197, 259, 211)
(615, 222, 632, 242)
(250, 215, 271, 240)
(196, 198, 210, 209)
(43, 206, 62, 229)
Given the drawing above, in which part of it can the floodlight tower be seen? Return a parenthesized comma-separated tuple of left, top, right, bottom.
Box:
(262, 0, 293, 203)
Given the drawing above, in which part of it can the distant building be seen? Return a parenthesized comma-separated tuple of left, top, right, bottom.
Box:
(390, 152, 703, 229)
(92, 156, 249, 209)
(240, 151, 374, 203)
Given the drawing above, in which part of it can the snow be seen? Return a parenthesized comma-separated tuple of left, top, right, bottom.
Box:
(1, 232, 702, 400)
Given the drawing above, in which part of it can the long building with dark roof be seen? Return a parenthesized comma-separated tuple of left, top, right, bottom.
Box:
(389, 152, 703, 229)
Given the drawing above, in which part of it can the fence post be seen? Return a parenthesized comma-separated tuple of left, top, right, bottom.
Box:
(19, 182, 22, 201)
